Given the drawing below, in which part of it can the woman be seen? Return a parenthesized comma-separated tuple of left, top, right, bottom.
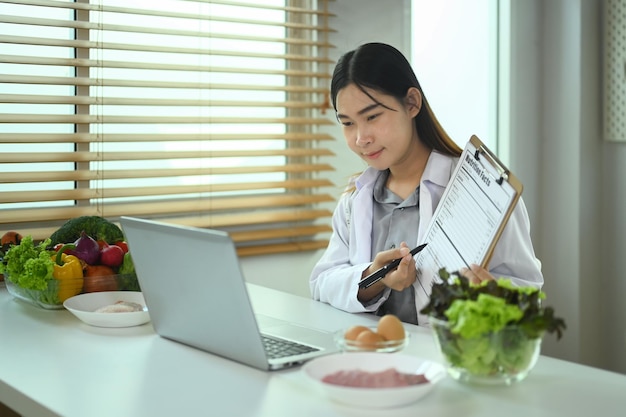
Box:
(309, 43, 543, 325)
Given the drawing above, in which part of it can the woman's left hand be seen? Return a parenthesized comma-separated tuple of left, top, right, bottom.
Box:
(459, 264, 495, 285)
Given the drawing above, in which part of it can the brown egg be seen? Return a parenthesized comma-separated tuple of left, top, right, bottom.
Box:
(344, 325, 370, 341)
(355, 329, 385, 349)
(376, 314, 405, 341)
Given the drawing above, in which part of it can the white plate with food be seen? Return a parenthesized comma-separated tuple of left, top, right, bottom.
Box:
(302, 352, 445, 409)
(63, 291, 150, 328)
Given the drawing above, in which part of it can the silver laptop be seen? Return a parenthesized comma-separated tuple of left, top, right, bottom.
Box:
(120, 216, 337, 371)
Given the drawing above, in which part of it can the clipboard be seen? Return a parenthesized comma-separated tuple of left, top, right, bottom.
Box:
(414, 135, 523, 284)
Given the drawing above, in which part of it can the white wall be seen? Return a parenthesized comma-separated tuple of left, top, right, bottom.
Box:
(411, 0, 498, 151)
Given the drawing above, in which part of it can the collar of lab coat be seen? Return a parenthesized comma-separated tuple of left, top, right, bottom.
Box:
(349, 150, 458, 256)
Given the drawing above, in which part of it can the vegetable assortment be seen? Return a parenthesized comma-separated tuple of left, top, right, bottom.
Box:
(0, 216, 139, 306)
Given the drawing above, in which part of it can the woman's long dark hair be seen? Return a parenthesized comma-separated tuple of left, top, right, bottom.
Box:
(330, 42, 461, 157)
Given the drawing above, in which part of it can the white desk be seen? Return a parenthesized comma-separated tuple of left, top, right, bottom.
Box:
(1, 284, 625, 417)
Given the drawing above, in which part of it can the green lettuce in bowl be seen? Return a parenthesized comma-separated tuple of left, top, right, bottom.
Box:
(421, 270, 566, 385)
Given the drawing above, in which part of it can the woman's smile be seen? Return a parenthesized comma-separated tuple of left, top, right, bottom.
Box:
(363, 148, 384, 159)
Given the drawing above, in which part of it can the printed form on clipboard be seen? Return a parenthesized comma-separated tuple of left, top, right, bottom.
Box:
(415, 135, 523, 284)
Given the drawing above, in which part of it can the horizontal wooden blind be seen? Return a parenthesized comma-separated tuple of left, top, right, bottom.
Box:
(0, 0, 337, 256)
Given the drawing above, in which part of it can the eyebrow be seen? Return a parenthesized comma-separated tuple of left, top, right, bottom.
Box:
(336, 103, 381, 120)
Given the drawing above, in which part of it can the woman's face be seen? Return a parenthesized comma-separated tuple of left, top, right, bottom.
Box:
(335, 84, 420, 171)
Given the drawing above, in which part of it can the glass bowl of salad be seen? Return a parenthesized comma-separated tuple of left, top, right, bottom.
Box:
(430, 317, 542, 385)
(421, 270, 566, 386)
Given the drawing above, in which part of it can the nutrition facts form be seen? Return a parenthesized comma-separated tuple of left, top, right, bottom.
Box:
(414, 135, 523, 287)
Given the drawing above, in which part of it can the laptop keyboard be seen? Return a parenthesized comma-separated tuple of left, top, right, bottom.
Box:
(262, 335, 320, 359)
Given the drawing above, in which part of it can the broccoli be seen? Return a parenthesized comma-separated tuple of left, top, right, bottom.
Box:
(49, 216, 125, 245)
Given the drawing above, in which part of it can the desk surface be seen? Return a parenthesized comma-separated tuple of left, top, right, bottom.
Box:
(1, 284, 625, 417)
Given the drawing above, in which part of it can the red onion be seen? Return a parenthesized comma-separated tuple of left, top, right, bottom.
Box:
(67, 231, 101, 265)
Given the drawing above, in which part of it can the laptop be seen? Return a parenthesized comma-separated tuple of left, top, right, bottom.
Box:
(120, 216, 338, 371)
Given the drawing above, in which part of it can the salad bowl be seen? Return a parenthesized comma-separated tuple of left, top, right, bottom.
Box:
(430, 317, 542, 385)
(421, 270, 566, 386)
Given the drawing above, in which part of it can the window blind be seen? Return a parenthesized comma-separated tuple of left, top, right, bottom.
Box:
(0, 0, 336, 256)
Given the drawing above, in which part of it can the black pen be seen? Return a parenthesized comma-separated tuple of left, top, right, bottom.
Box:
(358, 243, 428, 289)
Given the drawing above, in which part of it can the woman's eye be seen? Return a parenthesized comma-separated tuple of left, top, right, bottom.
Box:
(341, 121, 353, 127)
(366, 113, 380, 121)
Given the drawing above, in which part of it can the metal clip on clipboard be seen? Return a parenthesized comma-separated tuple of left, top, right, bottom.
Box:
(474, 144, 509, 185)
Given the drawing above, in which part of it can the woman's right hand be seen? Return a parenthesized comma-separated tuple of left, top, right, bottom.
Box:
(358, 242, 417, 301)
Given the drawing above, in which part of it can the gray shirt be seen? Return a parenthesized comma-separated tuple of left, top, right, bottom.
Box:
(371, 170, 420, 324)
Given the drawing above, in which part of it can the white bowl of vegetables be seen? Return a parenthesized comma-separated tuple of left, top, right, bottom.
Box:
(422, 270, 566, 386)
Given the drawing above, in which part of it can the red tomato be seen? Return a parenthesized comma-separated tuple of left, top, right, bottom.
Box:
(113, 241, 129, 253)
(97, 239, 108, 251)
(53, 243, 65, 252)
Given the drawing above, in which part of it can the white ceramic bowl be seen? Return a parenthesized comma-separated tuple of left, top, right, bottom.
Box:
(302, 352, 445, 408)
(63, 291, 150, 328)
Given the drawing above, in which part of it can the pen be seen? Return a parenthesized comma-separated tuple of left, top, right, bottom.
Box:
(358, 243, 428, 289)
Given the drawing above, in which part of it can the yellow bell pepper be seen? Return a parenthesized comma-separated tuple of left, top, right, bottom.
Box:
(51, 252, 84, 302)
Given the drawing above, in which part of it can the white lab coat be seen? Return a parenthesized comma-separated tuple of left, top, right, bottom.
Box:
(309, 150, 543, 322)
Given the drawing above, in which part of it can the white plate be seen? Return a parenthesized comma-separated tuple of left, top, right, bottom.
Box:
(302, 352, 445, 409)
(63, 291, 150, 328)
